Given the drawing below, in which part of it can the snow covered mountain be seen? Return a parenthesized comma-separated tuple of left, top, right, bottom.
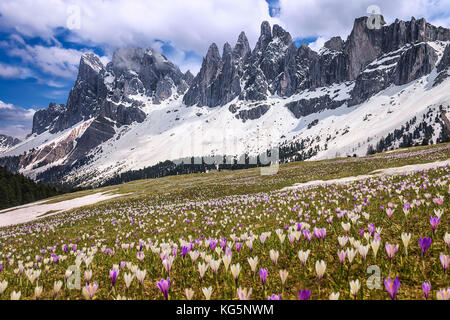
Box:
(1, 16, 450, 188)
(0, 134, 21, 154)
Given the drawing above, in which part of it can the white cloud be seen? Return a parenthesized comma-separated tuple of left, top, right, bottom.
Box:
(308, 37, 327, 52)
(278, 0, 450, 42)
(0, 0, 448, 77)
(1, 34, 109, 79)
(0, 0, 275, 58)
(0, 100, 36, 139)
(0, 63, 22, 78)
(0, 63, 35, 79)
(6, 44, 100, 78)
(0, 125, 32, 139)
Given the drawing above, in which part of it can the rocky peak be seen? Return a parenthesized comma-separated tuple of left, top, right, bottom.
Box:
(324, 36, 344, 52)
(79, 53, 105, 78)
(272, 24, 292, 44)
(0, 134, 21, 153)
(233, 32, 251, 59)
(182, 70, 194, 86)
(32, 102, 66, 134)
(345, 16, 385, 79)
(223, 42, 233, 58)
(254, 21, 273, 53)
(205, 43, 221, 62)
(182, 43, 224, 107)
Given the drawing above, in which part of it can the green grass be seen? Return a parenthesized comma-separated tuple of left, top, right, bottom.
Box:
(0, 143, 448, 300)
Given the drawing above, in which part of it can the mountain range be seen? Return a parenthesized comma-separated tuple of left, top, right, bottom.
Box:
(1, 15, 450, 188)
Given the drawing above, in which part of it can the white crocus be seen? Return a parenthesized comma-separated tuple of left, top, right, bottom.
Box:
(202, 286, 213, 300)
(329, 292, 340, 300)
(349, 280, 361, 298)
(298, 250, 310, 265)
(401, 233, 411, 254)
(315, 260, 326, 280)
(247, 256, 259, 273)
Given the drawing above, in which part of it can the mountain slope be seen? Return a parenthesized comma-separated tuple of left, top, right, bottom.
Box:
(1, 16, 450, 188)
(0, 134, 21, 153)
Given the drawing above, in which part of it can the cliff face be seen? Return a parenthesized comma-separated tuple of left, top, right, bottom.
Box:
(184, 17, 450, 110)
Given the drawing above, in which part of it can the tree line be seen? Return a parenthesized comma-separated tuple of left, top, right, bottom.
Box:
(0, 166, 63, 210)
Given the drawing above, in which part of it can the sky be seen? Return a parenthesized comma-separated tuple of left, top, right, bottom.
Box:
(0, 0, 449, 138)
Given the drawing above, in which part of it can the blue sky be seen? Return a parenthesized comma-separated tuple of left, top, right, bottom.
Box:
(0, 0, 448, 138)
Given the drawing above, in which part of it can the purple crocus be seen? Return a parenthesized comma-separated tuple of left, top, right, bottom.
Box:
(259, 268, 268, 288)
(422, 282, 431, 300)
(368, 223, 375, 235)
(419, 237, 432, 256)
(298, 289, 311, 300)
(0, 265, 3, 272)
(384, 277, 400, 300)
(268, 294, 281, 300)
(219, 238, 227, 250)
(235, 242, 242, 252)
(429, 216, 440, 232)
(109, 269, 119, 287)
(180, 246, 189, 258)
(157, 278, 170, 300)
(209, 239, 217, 251)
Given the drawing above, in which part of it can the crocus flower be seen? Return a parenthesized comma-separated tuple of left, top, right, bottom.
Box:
(180, 246, 189, 258)
(268, 294, 281, 300)
(436, 287, 449, 300)
(247, 256, 259, 274)
(386, 208, 394, 219)
(422, 282, 431, 300)
(440, 253, 449, 272)
(298, 289, 311, 300)
(230, 263, 241, 282)
(82, 282, 98, 300)
(136, 251, 145, 261)
(0, 280, 8, 295)
(269, 250, 279, 265)
(279, 270, 289, 286)
(136, 269, 146, 285)
(335, 249, 346, 264)
(209, 239, 217, 251)
(237, 287, 252, 300)
(401, 233, 411, 254)
(298, 250, 310, 265)
(185, 288, 194, 300)
(34, 285, 43, 300)
(385, 243, 399, 261)
(315, 260, 326, 280)
(10, 291, 21, 300)
(419, 237, 432, 256)
(384, 277, 400, 300)
(202, 286, 213, 300)
(444, 233, 450, 248)
(259, 268, 268, 288)
(157, 278, 170, 300)
(350, 280, 360, 298)
(329, 292, 340, 300)
(109, 269, 119, 287)
(429, 216, 440, 232)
